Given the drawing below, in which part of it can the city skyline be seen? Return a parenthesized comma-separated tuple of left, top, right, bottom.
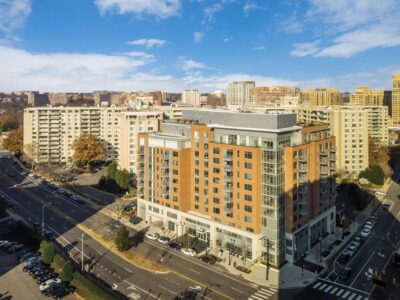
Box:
(0, 0, 399, 92)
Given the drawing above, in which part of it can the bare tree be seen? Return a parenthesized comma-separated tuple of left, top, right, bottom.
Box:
(92, 213, 108, 238)
(241, 239, 249, 269)
(23, 141, 39, 171)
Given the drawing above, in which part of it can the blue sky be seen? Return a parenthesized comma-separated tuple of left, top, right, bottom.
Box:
(0, 0, 399, 92)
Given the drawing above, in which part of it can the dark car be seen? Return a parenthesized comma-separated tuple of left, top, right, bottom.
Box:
(397, 195, 400, 200)
(20, 253, 40, 262)
(168, 242, 182, 251)
(33, 221, 42, 232)
(123, 203, 137, 212)
(32, 268, 53, 279)
(36, 272, 58, 284)
(49, 285, 75, 299)
(129, 216, 143, 225)
(199, 254, 217, 264)
(42, 283, 72, 296)
(71, 195, 84, 204)
(339, 268, 352, 279)
(44, 231, 57, 240)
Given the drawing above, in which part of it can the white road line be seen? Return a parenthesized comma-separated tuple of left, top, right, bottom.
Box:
(249, 295, 266, 300)
(342, 291, 350, 298)
(124, 267, 133, 273)
(230, 287, 243, 293)
(313, 282, 322, 289)
(318, 283, 327, 290)
(267, 288, 277, 292)
(336, 289, 344, 296)
(330, 287, 338, 294)
(189, 268, 200, 274)
(348, 293, 356, 300)
(324, 285, 333, 292)
(350, 250, 375, 287)
(355, 295, 363, 300)
(257, 290, 273, 296)
(319, 278, 369, 295)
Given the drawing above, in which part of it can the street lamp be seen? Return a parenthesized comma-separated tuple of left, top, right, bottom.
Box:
(81, 233, 86, 272)
(41, 202, 52, 233)
(180, 221, 186, 247)
(301, 253, 306, 279)
(260, 236, 270, 280)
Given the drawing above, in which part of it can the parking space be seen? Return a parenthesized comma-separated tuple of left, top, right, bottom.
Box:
(0, 251, 76, 300)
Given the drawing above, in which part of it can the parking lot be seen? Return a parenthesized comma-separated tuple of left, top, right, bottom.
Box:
(0, 251, 76, 300)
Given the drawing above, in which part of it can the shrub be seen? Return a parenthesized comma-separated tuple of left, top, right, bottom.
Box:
(40, 240, 56, 264)
(71, 272, 117, 300)
(115, 226, 131, 251)
(60, 261, 74, 282)
(359, 165, 385, 185)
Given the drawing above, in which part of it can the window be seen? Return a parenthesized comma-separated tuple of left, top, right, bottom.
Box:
(244, 162, 252, 169)
(213, 157, 220, 164)
(244, 184, 252, 191)
(244, 216, 252, 223)
(245, 194, 252, 202)
(244, 152, 252, 159)
(213, 197, 220, 204)
(244, 205, 252, 212)
(213, 148, 220, 154)
(213, 207, 220, 214)
(213, 178, 220, 184)
(244, 173, 252, 180)
(213, 168, 220, 174)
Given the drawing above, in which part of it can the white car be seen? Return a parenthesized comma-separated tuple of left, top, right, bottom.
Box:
(181, 248, 197, 257)
(365, 268, 374, 279)
(158, 236, 171, 244)
(364, 221, 374, 230)
(360, 228, 371, 238)
(0, 240, 8, 247)
(40, 279, 61, 291)
(145, 233, 160, 240)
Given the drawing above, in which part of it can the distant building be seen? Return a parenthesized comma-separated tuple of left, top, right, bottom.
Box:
(392, 74, 400, 125)
(94, 92, 112, 106)
(27, 91, 49, 106)
(182, 90, 201, 106)
(226, 81, 255, 109)
(250, 86, 300, 106)
(206, 91, 226, 107)
(302, 88, 343, 106)
(349, 87, 384, 106)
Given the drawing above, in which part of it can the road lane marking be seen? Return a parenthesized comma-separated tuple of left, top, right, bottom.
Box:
(324, 285, 333, 292)
(319, 278, 369, 295)
(342, 291, 350, 298)
(123, 267, 133, 273)
(355, 295, 363, 300)
(249, 295, 265, 300)
(349, 250, 375, 287)
(189, 268, 200, 274)
(257, 290, 273, 296)
(336, 289, 344, 296)
(318, 283, 327, 290)
(230, 287, 243, 293)
(313, 282, 321, 288)
(348, 293, 356, 300)
(330, 287, 338, 294)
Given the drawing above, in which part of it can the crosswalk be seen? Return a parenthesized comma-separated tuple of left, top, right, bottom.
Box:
(312, 280, 368, 300)
(248, 287, 277, 300)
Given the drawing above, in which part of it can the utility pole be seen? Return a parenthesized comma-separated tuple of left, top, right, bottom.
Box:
(81, 233, 85, 272)
(41, 202, 52, 233)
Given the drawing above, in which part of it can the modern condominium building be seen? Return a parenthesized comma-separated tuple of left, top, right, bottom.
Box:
(350, 86, 384, 106)
(393, 74, 400, 125)
(226, 81, 255, 109)
(23, 106, 163, 174)
(182, 90, 201, 107)
(302, 88, 343, 106)
(136, 110, 336, 268)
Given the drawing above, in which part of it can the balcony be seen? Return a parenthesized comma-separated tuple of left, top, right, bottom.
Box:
(299, 176, 308, 184)
(224, 155, 233, 162)
(320, 149, 328, 156)
(224, 203, 233, 213)
(320, 158, 328, 165)
(320, 168, 328, 175)
(298, 205, 308, 216)
(299, 166, 308, 173)
(299, 155, 307, 162)
(162, 154, 170, 160)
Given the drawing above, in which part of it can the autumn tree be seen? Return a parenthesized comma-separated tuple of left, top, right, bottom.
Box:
(368, 137, 391, 177)
(2, 128, 23, 153)
(23, 141, 39, 171)
(0, 114, 19, 133)
(72, 133, 104, 169)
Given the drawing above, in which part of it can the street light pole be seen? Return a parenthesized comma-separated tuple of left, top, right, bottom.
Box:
(81, 233, 85, 272)
(41, 202, 52, 233)
(180, 221, 186, 247)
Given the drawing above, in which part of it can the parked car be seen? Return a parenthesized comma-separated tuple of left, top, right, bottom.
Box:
(129, 216, 142, 225)
(365, 268, 374, 279)
(364, 221, 375, 230)
(345, 245, 358, 257)
(44, 230, 57, 240)
(0, 240, 9, 247)
(71, 195, 84, 204)
(3, 242, 19, 250)
(33, 221, 41, 232)
(158, 236, 171, 245)
(32, 268, 54, 279)
(168, 242, 182, 251)
(123, 203, 137, 212)
(40, 279, 61, 291)
(50, 285, 75, 299)
(350, 240, 361, 248)
(36, 273, 58, 284)
(7, 244, 24, 253)
(199, 254, 217, 264)
(361, 228, 371, 238)
(145, 233, 160, 240)
(339, 268, 352, 279)
(181, 248, 197, 257)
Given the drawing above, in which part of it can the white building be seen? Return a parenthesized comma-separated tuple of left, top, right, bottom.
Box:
(226, 81, 255, 109)
(182, 90, 201, 107)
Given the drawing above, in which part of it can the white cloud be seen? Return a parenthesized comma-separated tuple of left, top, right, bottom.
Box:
(290, 42, 319, 57)
(278, 15, 303, 34)
(243, 2, 264, 15)
(122, 51, 155, 61)
(203, 3, 223, 22)
(193, 31, 204, 43)
(178, 58, 206, 72)
(127, 38, 167, 49)
(94, 0, 181, 19)
(223, 37, 233, 43)
(292, 0, 400, 57)
(0, 0, 31, 33)
(252, 46, 265, 51)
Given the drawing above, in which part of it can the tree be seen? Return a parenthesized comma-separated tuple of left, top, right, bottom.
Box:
(72, 133, 104, 169)
(115, 169, 131, 191)
(3, 128, 23, 153)
(106, 161, 118, 179)
(23, 141, 39, 171)
(0, 114, 19, 133)
(60, 261, 74, 282)
(40, 240, 56, 264)
(115, 226, 131, 251)
(360, 165, 385, 186)
(369, 137, 391, 177)
(92, 214, 107, 238)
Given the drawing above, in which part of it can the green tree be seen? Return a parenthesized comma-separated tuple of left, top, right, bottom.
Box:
(360, 165, 385, 185)
(106, 161, 118, 179)
(72, 133, 105, 169)
(40, 240, 56, 264)
(115, 226, 131, 251)
(115, 169, 131, 191)
(60, 261, 74, 282)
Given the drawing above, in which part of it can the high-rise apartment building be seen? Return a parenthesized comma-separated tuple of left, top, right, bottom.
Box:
(137, 110, 336, 268)
(392, 74, 400, 124)
(302, 88, 343, 106)
(349, 87, 384, 106)
(265, 105, 388, 176)
(226, 81, 255, 109)
(23, 106, 162, 174)
(250, 86, 300, 106)
(182, 90, 201, 107)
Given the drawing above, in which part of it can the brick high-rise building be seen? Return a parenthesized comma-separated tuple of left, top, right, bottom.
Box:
(392, 74, 400, 124)
(349, 86, 384, 106)
(137, 110, 336, 269)
(302, 88, 343, 106)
